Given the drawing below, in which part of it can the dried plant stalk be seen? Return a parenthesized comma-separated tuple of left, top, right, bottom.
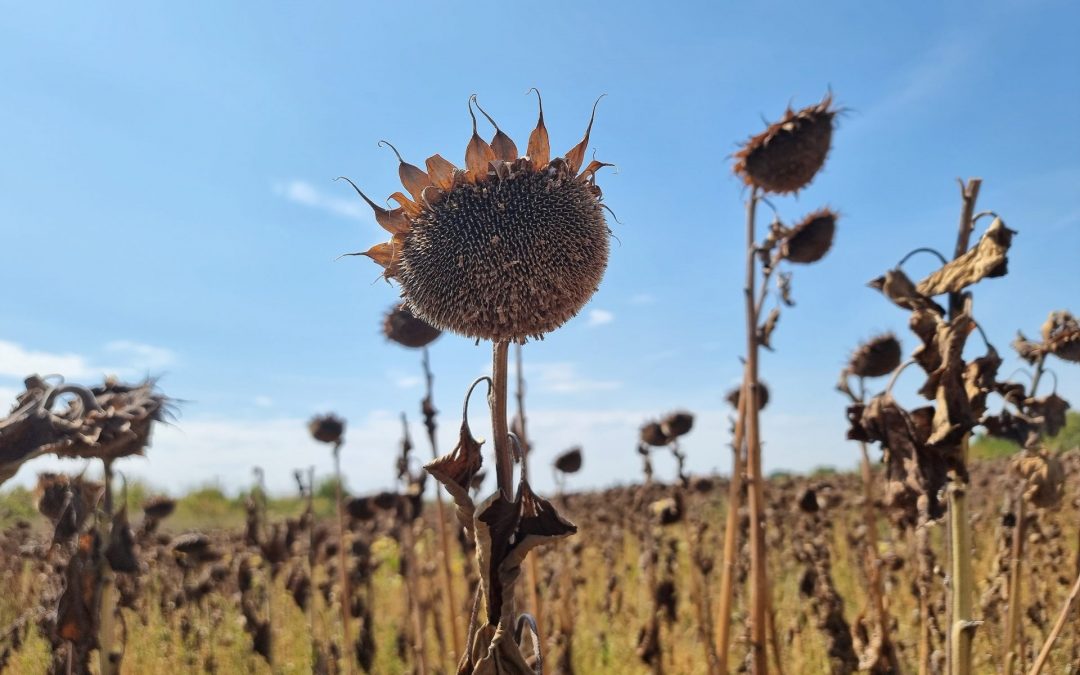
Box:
(743, 187, 770, 674)
(420, 348, 463, 657)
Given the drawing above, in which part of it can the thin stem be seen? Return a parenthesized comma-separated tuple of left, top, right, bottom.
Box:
(743, 186, 769, 674)
(1027, 566, 1080, 675)
(515, 343, 545, 655)
(420, 348, 462, 661)
(1004, 493, 1026, 674)
(490, 341, 513, 499)
(897, 246, 950, 268)
(948, 177, 981, 675)
(332, 442, 355, 675)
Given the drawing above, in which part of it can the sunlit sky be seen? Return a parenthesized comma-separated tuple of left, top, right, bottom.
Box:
(2, 1, 1078, 495)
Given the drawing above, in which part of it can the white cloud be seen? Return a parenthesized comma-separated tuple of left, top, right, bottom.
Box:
(586, 309, 615, 327)
(1, 403, 853, 496)
(275, 179, 371, 221)
(105, 341, 176, 372)
(529, 362, 620, 394)
(0, 341, 95, 379)
(394, 375, 422, 389)
(254, 396, 274, 408)
(0, 340, 175, 383)
(629, 293, 656, 305)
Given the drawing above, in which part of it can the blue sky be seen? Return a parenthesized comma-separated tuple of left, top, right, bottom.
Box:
(2, 1, 1078, 495)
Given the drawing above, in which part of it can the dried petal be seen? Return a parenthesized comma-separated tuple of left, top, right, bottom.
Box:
(564, 95, 604, 175)
(425, 154, 458, 191)
(526, 89, 550, 171)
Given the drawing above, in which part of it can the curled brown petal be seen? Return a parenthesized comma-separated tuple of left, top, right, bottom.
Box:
(388, 191, 422, 218)
(564, 94, 605, 174)
(379, 140, 433, 203)
(425, 153, 457, 190)
(335, 177, 410, 235)
(465, 95, 496, 183)
(473, 97, 519, 162)
(526, 88, 550, 171)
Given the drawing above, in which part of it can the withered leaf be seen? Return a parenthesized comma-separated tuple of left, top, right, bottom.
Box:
(526, 90, 550, 171)
(471, 622, 535, 675)
(1025, 393, 1070, 438)
(425, 418, 484, 534)
(1011, 331, 1044, 365)
(1042, 310, 1080, 364)
(1012, 450, 1065, 509)
(758, 307, 781, 350)
(916, 217, 1016, 296)
(869, 268, 945, 315)
(473, 478, 576, 627)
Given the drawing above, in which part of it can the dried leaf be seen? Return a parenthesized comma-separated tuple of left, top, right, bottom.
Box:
(869, 268, 945, 315)
(916, 217, 1016, 296)
(758, 307, 781, 350)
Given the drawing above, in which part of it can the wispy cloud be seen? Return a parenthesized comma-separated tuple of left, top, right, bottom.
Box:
(254, 396, 274, 408)
(0, 341, 94, 379)
(105, 341, 176, 372)
(0, 340, 175, 381)
(629, 293, 656, 305)
(586, 309, 615, 327)
(530, 362, 620, 394)
(275, 179, 370, 221)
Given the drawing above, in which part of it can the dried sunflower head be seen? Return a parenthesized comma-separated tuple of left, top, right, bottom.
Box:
(847, 333, 902, 378)
(660, 411, 694, 439)
(726, 382, 770, 411)
(382, 302, 441, 348)
(781, 209, 837, 264)
(308, 413, 345, 445)
(1041, 310, 1080, 363)
(734, 93, 838, 194)
(554, 447, 583, 474)
(349, 93, 612, 343)
(639, 421, 670, 448)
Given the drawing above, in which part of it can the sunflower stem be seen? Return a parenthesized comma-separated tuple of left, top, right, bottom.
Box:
(490, 341, 513, 499)
(332, 441, 355, 675)
(421, 347, 463, 662)
(514, 343, 546, 656)
(947, 178, 981, 675)
(743, 186, 769, 675)
(1004, 491, 1026, 673)
(715, 367, 748, 673)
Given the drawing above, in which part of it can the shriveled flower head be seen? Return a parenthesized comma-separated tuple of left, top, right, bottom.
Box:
(726, 382, 770, 411)
(734, 93, 838, 194)
(640, 421, 670, 448)
(780, 208, 837, 264)
(554, 447, 583, 474)
(1041, 310, 1080, 363)
(847, 333, 902, 378)
(660, 411, 694, 439)
(382, 302, 441, 349)
(347, 92, 612, 343)
(308, 413, 345, 445)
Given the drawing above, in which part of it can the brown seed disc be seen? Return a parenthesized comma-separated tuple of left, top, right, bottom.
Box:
(382, 302, 441, 348)
(848, 333, 901, 378)
(734, 95, 837, 195)
(782, 209, 837, 264)
(400, 169, 609, 342)
(554, 447, 583, 474)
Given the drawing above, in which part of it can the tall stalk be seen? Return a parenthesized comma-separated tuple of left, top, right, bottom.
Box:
(490, 341, 514, 500)
(1004, 494, 1026, 673)
(332, 440, 354, 675)
(715, 368, 748, 672)
(421, 347, 463, 657)
(743, 186, 769, 674)
(947, 178, 981, 675)
(97, 459, 119, 675)
(515, 343, 545, 646)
